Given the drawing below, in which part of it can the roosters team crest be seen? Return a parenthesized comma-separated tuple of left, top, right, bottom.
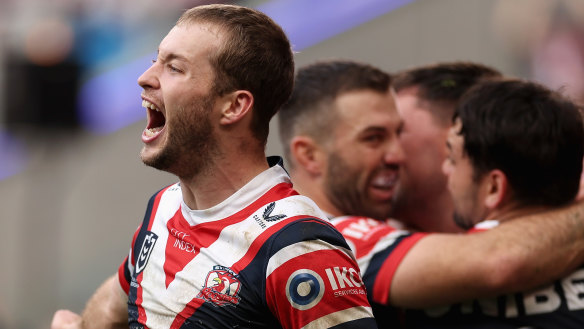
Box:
(197, 265, 242, 307)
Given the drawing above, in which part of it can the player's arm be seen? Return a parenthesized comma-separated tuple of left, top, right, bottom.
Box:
(265, 219, 378, 329)
(390, 200, 584, 308)
(51, 274, 128, 329)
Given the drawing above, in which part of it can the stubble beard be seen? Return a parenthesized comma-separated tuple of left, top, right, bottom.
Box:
(141, 97, 217, 179)
(452, 212, 475, 230)
(451, 184, 481, 230)
(324, 151, 391, 221)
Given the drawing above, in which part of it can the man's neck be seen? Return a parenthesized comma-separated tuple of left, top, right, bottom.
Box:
(179, 155, 269, 210)
(394, 190, 463, 233)
(290, 170, 343, 218)
(484, 201, 552, 224)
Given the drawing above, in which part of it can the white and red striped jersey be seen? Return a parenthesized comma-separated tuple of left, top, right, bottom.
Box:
(118, 158, 377, 329)
(330, 216, 427, 305)
(404, 220, 584, 329)
(330, 216, 427, 327)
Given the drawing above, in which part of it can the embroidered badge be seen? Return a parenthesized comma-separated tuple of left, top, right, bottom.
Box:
(197, 265, 242, 307)
(136, 232, 158, 274)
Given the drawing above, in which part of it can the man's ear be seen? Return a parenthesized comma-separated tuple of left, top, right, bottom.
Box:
(219, 90, 254, 125)
(290, 136, 325, 175)
(484, 169, 509, 210)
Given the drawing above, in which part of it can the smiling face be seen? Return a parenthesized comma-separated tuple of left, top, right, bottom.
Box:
(137, 23, 221, 178)
(323, 89, 405, 221)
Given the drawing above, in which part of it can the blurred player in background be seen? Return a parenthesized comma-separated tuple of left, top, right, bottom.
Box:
(279, 59, 584, 327)
(404, 78, 584, 328)
(391, 62, 502, 233)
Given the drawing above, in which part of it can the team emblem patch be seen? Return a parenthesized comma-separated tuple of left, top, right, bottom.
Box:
(136, 232, 158, 274)
(286, 269, 325, 310)
(197, 265, 242, 307)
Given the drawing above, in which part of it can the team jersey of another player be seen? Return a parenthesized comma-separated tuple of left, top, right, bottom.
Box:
(330, 216, 427, 326)
(118, 158, 377, 329)
(404, 220, 584, 329)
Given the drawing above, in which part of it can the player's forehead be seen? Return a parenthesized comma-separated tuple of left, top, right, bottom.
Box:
(158, 23, 222, 63)
(334, 88, 401, 131)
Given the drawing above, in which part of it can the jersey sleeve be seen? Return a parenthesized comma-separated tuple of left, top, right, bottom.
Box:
(264, 218, 378, 329)
(333, 216, 427, 306)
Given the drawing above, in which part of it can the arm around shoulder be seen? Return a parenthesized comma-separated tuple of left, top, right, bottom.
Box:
(390, 200, 584, 308)
(52, 274, 128, 329)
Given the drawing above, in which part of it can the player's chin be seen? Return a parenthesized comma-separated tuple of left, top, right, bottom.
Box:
(140, 145, 163, 167)
(366, 205, 393, 222)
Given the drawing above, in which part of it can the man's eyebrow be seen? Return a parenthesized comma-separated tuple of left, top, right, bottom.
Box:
(361, 126, 387, 134)
(157, 51, 190, 63)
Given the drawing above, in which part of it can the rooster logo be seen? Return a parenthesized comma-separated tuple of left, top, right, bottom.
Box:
(211, 274, 234, 295)
(197, 266, 241, 307)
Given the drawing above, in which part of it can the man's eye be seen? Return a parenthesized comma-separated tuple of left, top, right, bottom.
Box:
(364, 135, 383, 143)
(168, 64, 182, 73)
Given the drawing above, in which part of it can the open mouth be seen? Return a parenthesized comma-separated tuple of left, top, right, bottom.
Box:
(142, 99, 166, 140)
(370, 171, 399, 200)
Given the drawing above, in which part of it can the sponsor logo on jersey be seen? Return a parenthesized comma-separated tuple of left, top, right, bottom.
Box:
(262, 202, 286, 222)
(197, 265, 242, 307)
(286, 269, 325, 310)
(324, 266, 367, 298)
(136, 232, 158, 274)
(423, 267, 584, 319)
(170, 228, 197, 253)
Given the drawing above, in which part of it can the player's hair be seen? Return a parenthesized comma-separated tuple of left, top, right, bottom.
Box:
(455, 79, 584, 206)
(177, 4, 294, 145)
(279, 60, 392, 167)
(393, 62, 502, 126)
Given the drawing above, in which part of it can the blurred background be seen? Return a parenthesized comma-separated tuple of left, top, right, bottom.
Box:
(1, 0, 584, 328)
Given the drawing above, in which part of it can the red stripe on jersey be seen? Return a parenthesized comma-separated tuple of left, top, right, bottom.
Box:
(147, 186, 170, 231)
(170, 298, 206, 329)
(266, 248, 370, 329)
(163, 209, 202, 288)
(372, 232, 427, 305)
(231, 215, 311, 272)
(117, 187, 170, 299)
(135, 271, 148, 326)
(162, 182, 298, 288)
(169, 215, 321, 328)
(136, 186, 170, 327)
(129, 226, 141, 267)
(118, 227, 140, 294)
(163, 183, 302, 327)
(334, 216, 401, 258)
(118, 256, 130, 294)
